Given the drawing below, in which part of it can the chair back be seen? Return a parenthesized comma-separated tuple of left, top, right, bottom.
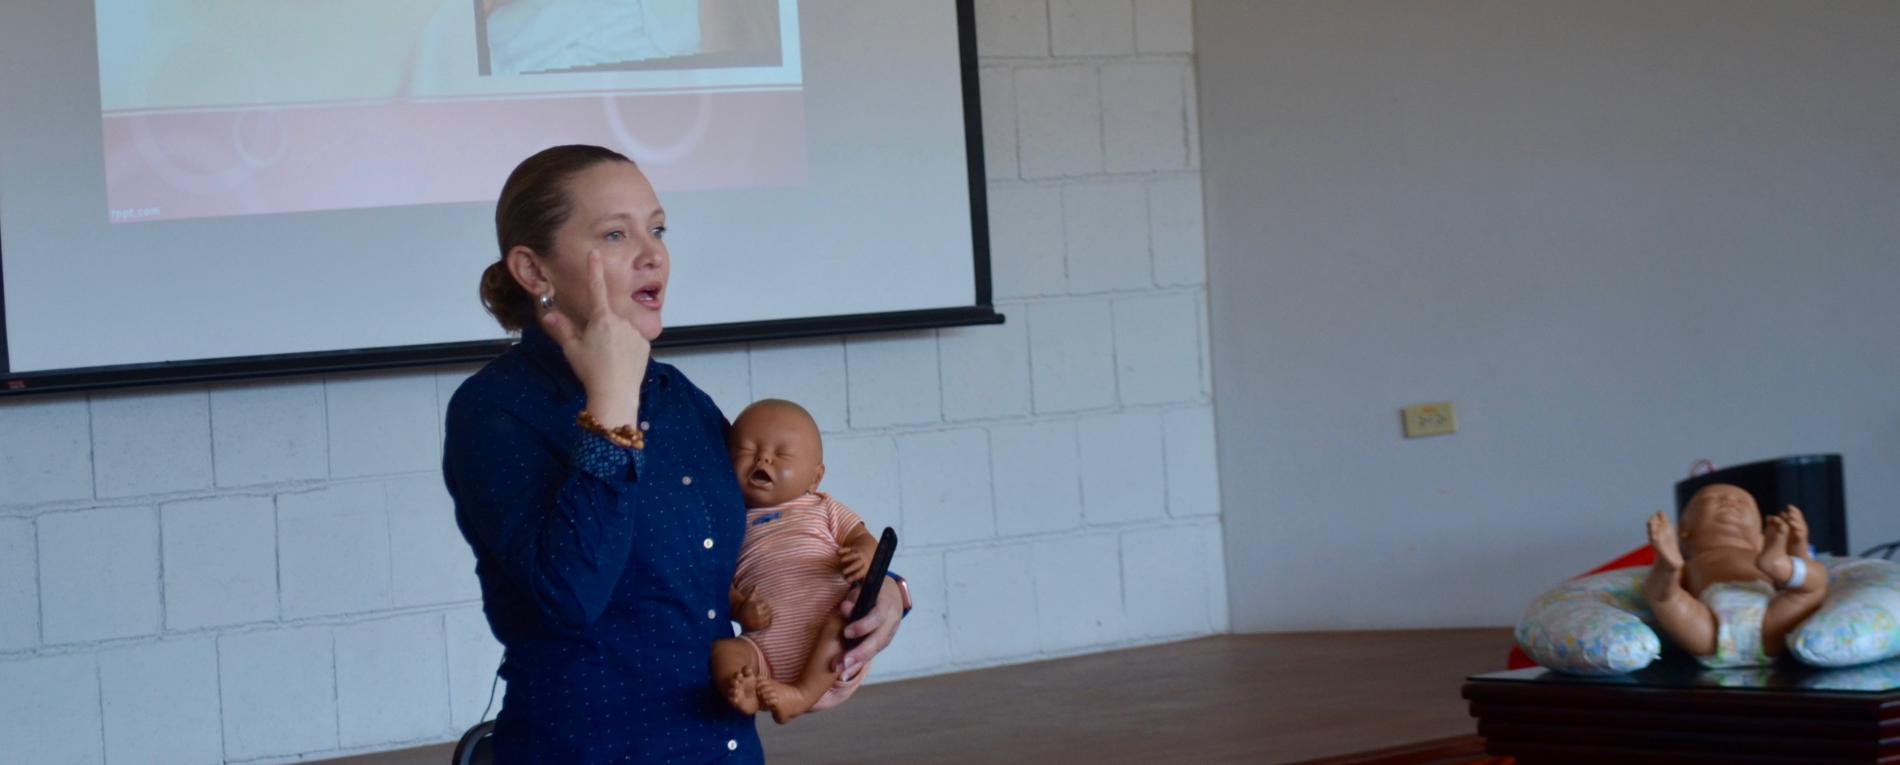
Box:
(451, 720, 497, 765)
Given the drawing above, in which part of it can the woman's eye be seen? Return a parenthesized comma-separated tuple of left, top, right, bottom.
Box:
(650, 226, 667, 240)
(605, 230, 625, 242)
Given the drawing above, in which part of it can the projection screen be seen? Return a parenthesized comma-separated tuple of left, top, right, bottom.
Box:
(0, 0, 995, 396)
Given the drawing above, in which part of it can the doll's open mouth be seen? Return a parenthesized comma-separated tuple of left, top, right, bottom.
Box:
(748, 468, 773, 487)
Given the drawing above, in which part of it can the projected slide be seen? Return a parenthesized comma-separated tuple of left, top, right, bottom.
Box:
(4, 0, 980, 380)
(94, 0, 805, 223)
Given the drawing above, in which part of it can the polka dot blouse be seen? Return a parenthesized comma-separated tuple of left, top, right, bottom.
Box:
(443, 326, 760, 764)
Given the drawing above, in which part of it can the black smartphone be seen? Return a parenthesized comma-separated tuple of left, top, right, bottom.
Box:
(843, 527, 898, 649)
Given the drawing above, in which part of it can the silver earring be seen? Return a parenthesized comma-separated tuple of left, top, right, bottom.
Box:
(537, 293, 554, 311)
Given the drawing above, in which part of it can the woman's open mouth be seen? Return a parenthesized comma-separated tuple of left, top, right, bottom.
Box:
(633, 282, 664, 310)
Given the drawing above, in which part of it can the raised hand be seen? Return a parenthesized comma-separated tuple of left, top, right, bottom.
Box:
(1648, 511, 1683, 571)
(1758, 515, 1796, 584)
(539, 250, 649, 427)
(1783, 505, 1813, 559)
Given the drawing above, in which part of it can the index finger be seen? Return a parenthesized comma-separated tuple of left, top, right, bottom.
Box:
(586, 250, 612, 318)
(538, 305, 580, 347)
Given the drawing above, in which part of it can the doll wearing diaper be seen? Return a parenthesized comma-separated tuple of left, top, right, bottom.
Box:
(1644, 484, 1830, 666)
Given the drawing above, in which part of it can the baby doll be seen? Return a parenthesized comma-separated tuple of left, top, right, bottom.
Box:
(1644, 483, 1829, 666)
(711, 399, 880, 724)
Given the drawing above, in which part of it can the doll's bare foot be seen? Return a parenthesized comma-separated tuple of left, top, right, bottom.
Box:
(723, 665, 760, 716)
(1757, 516, 1794, 584)
(757, 679, 815, 725)
(1648, 512, 1683, 573)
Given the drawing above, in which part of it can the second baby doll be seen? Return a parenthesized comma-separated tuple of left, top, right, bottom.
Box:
(711, 399, 881, 723)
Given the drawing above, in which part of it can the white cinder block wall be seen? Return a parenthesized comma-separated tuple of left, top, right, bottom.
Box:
(0, 1, 1220, 761)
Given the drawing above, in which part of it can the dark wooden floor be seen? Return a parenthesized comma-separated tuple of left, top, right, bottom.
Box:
(326, 628, 1510, 765)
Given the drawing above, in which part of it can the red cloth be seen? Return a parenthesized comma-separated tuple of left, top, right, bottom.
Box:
(1506, 546, 1656, 669)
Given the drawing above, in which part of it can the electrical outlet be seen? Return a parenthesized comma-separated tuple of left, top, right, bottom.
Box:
(1402, 402, 1457, 438)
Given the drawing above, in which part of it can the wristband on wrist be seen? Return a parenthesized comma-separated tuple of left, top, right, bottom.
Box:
(1781, 557, 1808, 589)
(887, 572, 912, 618)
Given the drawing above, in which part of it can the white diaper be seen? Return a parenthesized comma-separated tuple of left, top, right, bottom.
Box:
(1695, 581, 1774, 668)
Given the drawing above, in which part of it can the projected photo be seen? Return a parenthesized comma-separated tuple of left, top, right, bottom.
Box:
(481, 0, 785, 75)
(92, 0, 804, 224)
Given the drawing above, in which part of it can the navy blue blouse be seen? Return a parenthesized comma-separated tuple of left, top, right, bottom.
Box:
(443, 326, 761, 764)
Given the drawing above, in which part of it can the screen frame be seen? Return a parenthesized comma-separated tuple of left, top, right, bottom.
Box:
(0, 0, 998, 398)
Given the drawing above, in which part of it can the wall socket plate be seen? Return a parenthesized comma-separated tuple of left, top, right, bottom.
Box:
(1402, 402, 1457, 438)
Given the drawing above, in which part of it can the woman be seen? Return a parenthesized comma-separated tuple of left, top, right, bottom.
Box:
(444, 145, 905, 763)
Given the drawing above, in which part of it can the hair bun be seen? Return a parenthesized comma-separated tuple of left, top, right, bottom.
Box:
(480, 260, 531, 332)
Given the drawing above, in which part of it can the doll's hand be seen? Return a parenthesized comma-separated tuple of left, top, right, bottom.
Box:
(1647, 511, 1683, 572)
(1783, 505, 1812, 558)
(735, 589, 774, 632)
(1759, 516, 1796, 584)
(839, 547, 871, 583)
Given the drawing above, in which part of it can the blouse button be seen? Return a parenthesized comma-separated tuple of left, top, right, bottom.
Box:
(703, 538, 715, 549)
(727, 739, 739, 752)
(707, 609, 718, 620)
(639, 421, 651, 432)
(682, 475, 694, 486)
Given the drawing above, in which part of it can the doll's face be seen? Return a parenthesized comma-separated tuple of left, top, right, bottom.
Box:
(728, 401, 826, 509)
(1681, 484, 1765, 554)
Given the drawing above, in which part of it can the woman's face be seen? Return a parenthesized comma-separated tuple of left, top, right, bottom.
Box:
(538, 161, 670, 341)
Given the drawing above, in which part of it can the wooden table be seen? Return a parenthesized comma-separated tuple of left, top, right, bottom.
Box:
(1464, 659, 1900, 764)
(757, 629, 1505, 765)
(323, 629, 1509, 765)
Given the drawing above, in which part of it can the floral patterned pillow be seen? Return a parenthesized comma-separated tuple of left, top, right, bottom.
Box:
(1515, 567, 1661, 675)
(1788, 557, 1900, 667)
(1520, 557, 1900, 674)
